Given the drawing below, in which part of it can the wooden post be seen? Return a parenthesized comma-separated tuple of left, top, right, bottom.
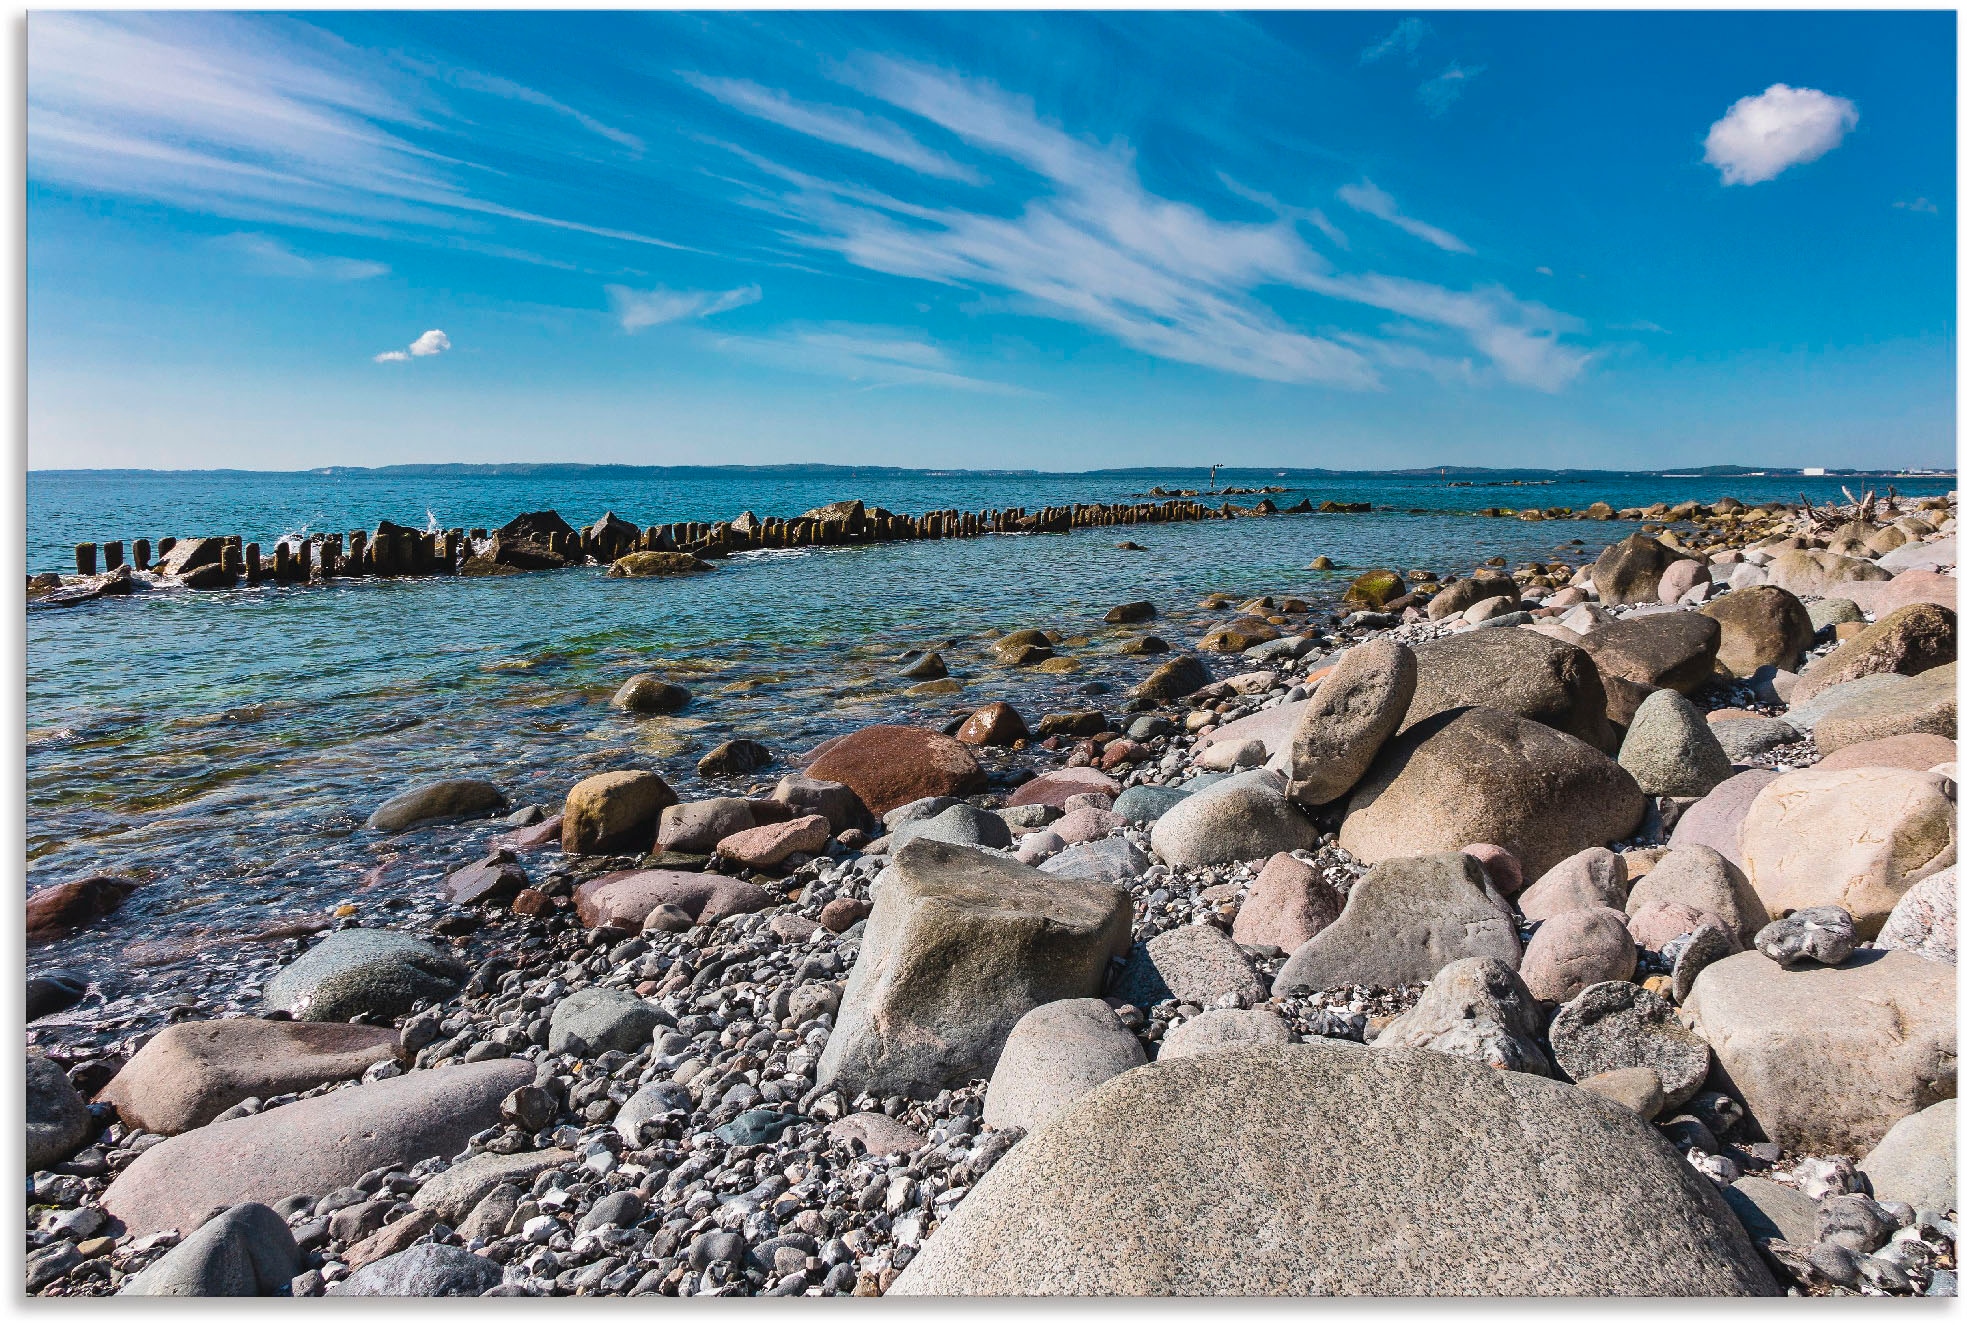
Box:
(132, 538, 150, 571)
(348, 531, 368, 575)
(74, 543, 97, 576)
(221, 543, 244, 576)
(103, 540, 124, 571)
(244, 542, 262, 582)
(273, 543, 293, 582)
(158, 537, 176, 558)
(318, 537, 337, 579)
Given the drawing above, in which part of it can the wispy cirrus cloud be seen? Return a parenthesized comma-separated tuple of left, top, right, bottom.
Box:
(219, 232, 388, 279)
(710, 60, 1588, 392)
(1418, 62, 1484, 115)
(1337, 178, 1471, 254)
(374, 328, 449, 363)
(684, 73, 982, 184)
(710, 323, 1024, 394)
(1895, 197, 1940, 214)
(1360, 18, 1429, 67)
(606, 283, 760, 331)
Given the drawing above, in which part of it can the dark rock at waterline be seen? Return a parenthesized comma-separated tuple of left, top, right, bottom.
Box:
(366, 779, 507, 833)
(261, 929, 467, 1022)
(698, 738, 773, 778)
(1131, 654, 1211, 703)
(804, 724, 987, 818)
(1104, 600, 1156, 624)
(439, 850, 528, 906)
(954, 701, 1029, 746)
(27, 969, 90, 1021)
(27, 1054, 95, 1172)
(496, 510, 576, 546)
(611, 674, 691, 713)
(26, 875, 137, 943)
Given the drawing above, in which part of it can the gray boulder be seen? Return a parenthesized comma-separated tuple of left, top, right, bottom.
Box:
(1340, 708, 1646, 882)
(1285, 639, 1416, 806)
(1753, 906, 1859, 968)
(657, 797, 756, 853)
(1157, 1008, 1298, 1060)
(1112, 783, 1190, 825)
(1710, 715, 1801, 762)
(891, 1041, 1779, 1295)
(1549, 981, 1710, 1109)
(891, 803, 1013, 852)
(1402, 631, 1617, 753)
(1813, 666, 1957, 754)
(1111, 924, 1266, 1008)
(1149, 768, 1319, 867)
(1626, 844, 1770, 945)
(1371, 957, 1550, 1075)
(410, 1148, 575, 1223)
(982, 999, 1145, 1134)
(367, 779, 506, 832)
(1275, 853, 1520, 994)
(1618, 689, 1735, 797)
(816, 840, 1132, 1099)
(27, 1055, 92, 1172)
(548, 988, 661, 1057)
(1037, 836, 1150, 884)
(120, 1203, 300, 1296)
(329, 1243, 502, 1296)
(262, 929, 466, 1023)
(1859, 1099, 1956, 1214)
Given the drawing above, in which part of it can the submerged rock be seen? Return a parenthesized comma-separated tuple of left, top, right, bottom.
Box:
(261, 929, 467, 1023)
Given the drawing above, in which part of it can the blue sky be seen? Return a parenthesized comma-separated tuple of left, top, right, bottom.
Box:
(26, 10, 1956, 471)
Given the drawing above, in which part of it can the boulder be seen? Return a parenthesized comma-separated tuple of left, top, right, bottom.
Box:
(1813, 733, 1958, 773)
(1843, 569, 1959, 618)
(547, 988, 661, 1057)
(1723, 1177, 1821, 1246)
(981, 999, 1145, 1134)
(1657, 558, 1711, 604)
(1576, 611, 1722, 697)
(25, 874, 136, 943)
(1763, 549, 1891, 598)
(366, 780, 505, 832)
(1112, 784, 1190, 825)
(891, 804, 1013, 853)
(1111, 924, 1266, 1008)
(1593, 533, 1686, 606)
(1402, 632, 1617, 753)
(1617, 689, 1736, 797)
(411, 1148, 576, 1222)
(1520, 907, 1638, 1004)
(1548, 981, 1711, 1109)
(1461, 842, 1523, 896)
(27, 1055, 92, 1172)
(97, 1019, 400, 1135)
(1340, 707, 1646, 882)
(1231, 853, 1344, 952)
(1859, 1099, 1955, 1214)
(1790, 603, 1957, 704)
(1812, 665, 1958, 754)
(769, 775, 869, 834)
(1518, 847, 1628, 923)
(120, 1203, 301, 1296)
(1199, 617, 1280, 653)
(891, 1041, 1778, 1295)
(1105, 600, 1157, 624)
(657, 798, 756, 853)
(1426, 572, 1519, 620)
(562, 770, 678, 854)
(1157, 1008, 1298, 1060)
(1738, 767, 1955, 937)
(1285, 640, 1416, 806)
(1876, 866, 1956, 965)
(103, 1059, 531, 1236)
(1752, 906, 1858, 969)
(261, 929, 466, 1023)
(1036, 837, 1150, 885)
(1683, 949, 1956, 1153)
(716, 813, 830, 868)
(698, 738, 771, 778)
(1149, 768, 1320, 867)
(1275, 852, 1520, 994)
(954, 702, 1029, 746)
(1709, 714, 1800, 763)
(816, 841, 1132, 1099)
(1701, 585, 1815, 677)
(1342, 568, 1407, 610)
(1625, 844, 1768, 945)
(1005, 767, 1122, 810)
(607, 552, 711, 577)
(572, 869, 771, 930)
(805, 725, 987, 817)
(1131, 655, 1212, 703)
(329, 1243, 503, 1296)
(1371, 957, 1549, 1075)
(1667, 769, 1779, 869)
(610, 674, 690, 714)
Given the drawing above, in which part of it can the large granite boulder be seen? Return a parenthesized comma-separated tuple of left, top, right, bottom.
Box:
(1791, 603, 1957, 704)
(1702, 585, 1815, 677)
(1684, 949, 1955, 1153)
(1617, 689, 1735, 797)
(1844, 569, 1959, 618)
(119, 1202, 301, 1297)
(97, 1019, 400, 1135)
(806, 725, 987, 818)
(1859, 1099, 1955, 1215)
(816, 840, 1132, 1099)
(1763, 548, 1891, 598)
(103, 1060, 532, 1236)
(1340, 707, 1646, 881)
(1401, 632, 1617, 753)
(261, 930, 466, 1023)
(1149, 768, 1320, 867)
(1738, 767, 1955, 937)
(1592, 533, 1686, 606)
(1576, 611, 1722, 700)
(561, 770, 678, 854)
(1814, 732, 1958, 773)
(1518, 847, 1629, 923)
(366, 779, 506, 833)
(1285, 639, 1416, 806)
(981, 999, 1145, 1134)
(1274, 852, 1520, 994)
(1812, 665, 1958, 755)
(1668, 769, 1779, 869)
(891, 1041, 1778, 1295)
(1520, 907, 1638, 1004)
(1625, 844, 1769, 945)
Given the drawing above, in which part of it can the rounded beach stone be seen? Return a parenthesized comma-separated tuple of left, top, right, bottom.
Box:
(27, 1055, 93, 1173)
(1625, 844, 1769, 945)
(1112, 923, 1267, 1008)
(1460, 843, 1523, 896)
(1789, 603, 1957, 705)
(715, 812, 831, 868)
(1709, 714, 1800, 762)
(411, 1148, 577, 1222)
(547, 988, 660, 1057)
(1132, 654, 1212, 703)
(1617, 689, 1736, 797)
(610, 673, 690, 714)
(1231, 852, 1344, 952)
(825, 1112, 927, 1156)
(1752, 906, 1858, 968)
(1036, 836, 1151, 885)
(657, 797, 755, 853)
(1577, 1067, 1665, 1120)
(1426, 572, 1518, 621)
(1875, 865, 1956, 965)
(1284, 639, 1416, 806)
(1518, 846, 1628, 923)
(954, 702, 1029, 746)
(981, 998, 1146, 1134)
(1576, 611, 1723, 697)
(890, 803, 1012, 852)
(1812, 666, 1957, 754)
(805, 724, 987, 818)
(561, 769, 678, 854)
(365, 779, 506, 832)
(1667, 768, 1779, 869)
(1762, 548, 1891, 598)
(572, 869, 770, 930)
(261, 929, 466, 1023)
(1150, 768, 1320, 867)
(1592, 533, 1684, 606)
(890, 1041, 1778, 1295)
(1813, 733, 1958, 773)
(329, 1244, 503, 1296)
(1113, 783, 1189, 825)
(1157, 1008, 1298, 1060)
(1859, 1099, 1955, 1215)
(1548, 980, 1710, 1108)
(1401, 631, 1617, 753)
(1520, 907, 1637, 1004)
(1627, 900, 1722, 951)
(1005, 766, 1122, 810)
(1701, 585, 1815, 677)
(120, 1202, 301, 1296)
(1275, 853, 1520, 994)
(769, 774, 869, 833)
(97, 1018, 399, 1135)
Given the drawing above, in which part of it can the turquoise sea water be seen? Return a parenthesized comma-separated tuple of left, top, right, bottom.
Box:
(24, 467, 1953, 983)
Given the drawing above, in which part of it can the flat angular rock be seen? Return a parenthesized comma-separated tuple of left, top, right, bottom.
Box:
(1684, 949, 1955, 1153)
(572, 869, 771, 930)
(806, 725, 986, 818)
(1626, 843, 1769, 945)
(657, 798, 756, 853)
(1232, 852, 1344, 952)
(1791, 603, 1956, 704)
(816, 840, 1132, 1099)
(1150, 768, 1320, 867)
(1618, 689, 1736, 797)
(1579, 612, 1723, 705)
(1724, 1177, 1820, 1246)
(1860, 1099, 1955, 1214)
(1005, 766, 1122, 810)
(1402, 632, 1617, 753)
(982, 998, 1145, 1134)
(1276, 852, 1520, 994)
(1340, 707, 1646, 881)
(27, 1055, 92, 1172)
(1579, 1066, 1666, 1121)
(1843, 568, 1959, 618)
(261, 929, 466, 1023)
(1518, 846, 1628, 923)
(1702, 585, 1815, 677)
(891, 1041, 1779, 1296)
(1876, 865, 1956, 965)
(411, 1147, 575, 1222)
(769, 774, 869, 833)
(440, 851, 527, 906)
(1521, 906, 1637, 1004)
(1157, 1008, 1298, 1060)
(120, 1202, 300, 1296)
(1668, 769, 1779, 869)
(1813, 665, 1957, 754)
(104, 1059, 532, 1236)
(367, 780, 505, 833)
(1112, 924, 1266, 1007)
(97, 1019, 399, 1135)
(1372, 956, 1549, 1075)
(1739, 767, 1955, 937)
(716, 813, 830, 868)
(1549, 980, 1710, 1109)
(1814, 732, 1958, 772)
(1709, 714, 1800, 762)
(562, 770, 677, 854)
(1036, 836, 1150, 884)
(1285, 640, 1416, 806)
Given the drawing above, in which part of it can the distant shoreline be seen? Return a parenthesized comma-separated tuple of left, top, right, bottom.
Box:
(25, 463, 1959, 480)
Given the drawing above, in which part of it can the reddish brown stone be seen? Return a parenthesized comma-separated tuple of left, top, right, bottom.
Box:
(715, 814, 831, 869)
(510, 888, 549, 916)
(805, 724, 987, 817)
(1231, 853, 1343, 953)
(1005, 767, 1122, 809)
(27, 876, 137, 944)
(955, 702, 1029, 747)
(1099, 739, 1148, 770)
(821, 898, 873, 932)
(572, 870, 772, 930)
(491, 814, 562, 852)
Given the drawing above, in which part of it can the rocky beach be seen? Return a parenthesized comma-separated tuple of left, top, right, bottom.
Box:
(24, 484, 1960, 1299)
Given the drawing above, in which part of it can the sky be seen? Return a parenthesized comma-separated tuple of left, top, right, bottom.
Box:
(25, 10, 1958, 472)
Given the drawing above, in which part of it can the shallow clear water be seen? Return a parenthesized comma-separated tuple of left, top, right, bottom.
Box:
(25, 467, 1953, 983)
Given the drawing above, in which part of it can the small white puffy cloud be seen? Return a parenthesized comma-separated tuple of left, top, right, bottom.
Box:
(606, 284, 761, 332)
(1704, 84, 1858, 186)
(1338, 179, 1472, 254)
(1896, 197, 1940, 214)
(374, 329, 449, 363)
